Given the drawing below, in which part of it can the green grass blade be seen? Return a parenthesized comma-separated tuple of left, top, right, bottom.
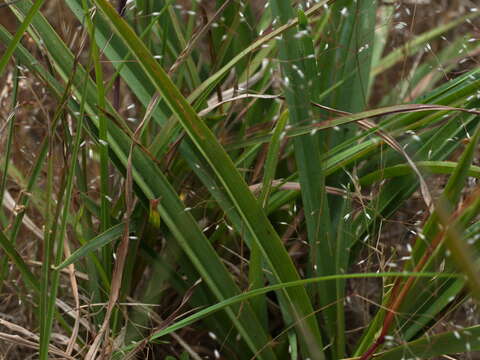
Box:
(187, 0, 329, 105)
(81, 0, 111, 272)
(118, 271, 457, 353)
(359, 161, 480, 186)
(354, 103, 480, 356)
(269, 1, 330, 355)
(93, 2, 324, 358)
(0, 13, 278, 359)
(56, 221, 137, 270)
(319, 0, 377, 113)
(0, 0, 45, 77)
(0, 229, 39, 293)
(248, 109, 288, 329)
(373, 11, 480, 77)
(259, 110, 288, 207)
(373, 325, 480, 360)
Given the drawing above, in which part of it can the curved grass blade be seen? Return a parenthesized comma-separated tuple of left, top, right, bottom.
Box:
(0, 229, 39, 293)
(55, 221, 137, 270)
(373, 11, 480, 77)
(0, 14, 278, 360)
(359, 161, 480, 186)
(117, 271, 458, 355)
(0, 0, 45, 77)
(355, 116, 480, 358)
(269, 1, 331, 355)
(227, 103, 480, 150)
(93, 1, 324, 357)
(372, 325, 480, 360)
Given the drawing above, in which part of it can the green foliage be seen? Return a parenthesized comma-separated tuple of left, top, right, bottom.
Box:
(1, 1, 480, 359)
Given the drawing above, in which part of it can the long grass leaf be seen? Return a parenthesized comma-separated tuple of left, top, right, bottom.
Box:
(0, 13, 278, 359)
(93, 2, 324, 357)
(56, 222, 137, 270)
(118, 271, 458, 354)
(0, 0, 45, 76)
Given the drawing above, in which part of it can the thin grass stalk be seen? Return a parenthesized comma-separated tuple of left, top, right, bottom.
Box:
(0, 67, 18, 214)
(39, 107, 56, 360)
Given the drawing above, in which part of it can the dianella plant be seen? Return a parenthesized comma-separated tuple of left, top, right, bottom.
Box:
(1, 0, 480, 359)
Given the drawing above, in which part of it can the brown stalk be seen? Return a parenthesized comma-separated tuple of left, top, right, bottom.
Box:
(248, 180, 371, 202)
(63, 238, 81, 356)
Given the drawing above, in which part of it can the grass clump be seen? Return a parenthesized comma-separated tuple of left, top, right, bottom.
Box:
(1, 1, 480, 359)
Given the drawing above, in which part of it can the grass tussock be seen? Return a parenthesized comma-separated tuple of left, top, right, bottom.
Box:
(1, 0, 480, 359)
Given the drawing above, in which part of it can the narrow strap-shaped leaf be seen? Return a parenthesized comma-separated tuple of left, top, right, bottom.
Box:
(55, 222, 137, 270)
(359, 161, 480, 186)
(93, 1, 324, 357)
(116, 271, 457, 354)
(0, 229, 39, 293)
(0, 15, 278, 360)
(373, 11, 480, 77)
(269, 2, 331, 355)
(318, 0, 377, 114)
(373, 325, 480, 360)
(0, 0, 45, 76)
